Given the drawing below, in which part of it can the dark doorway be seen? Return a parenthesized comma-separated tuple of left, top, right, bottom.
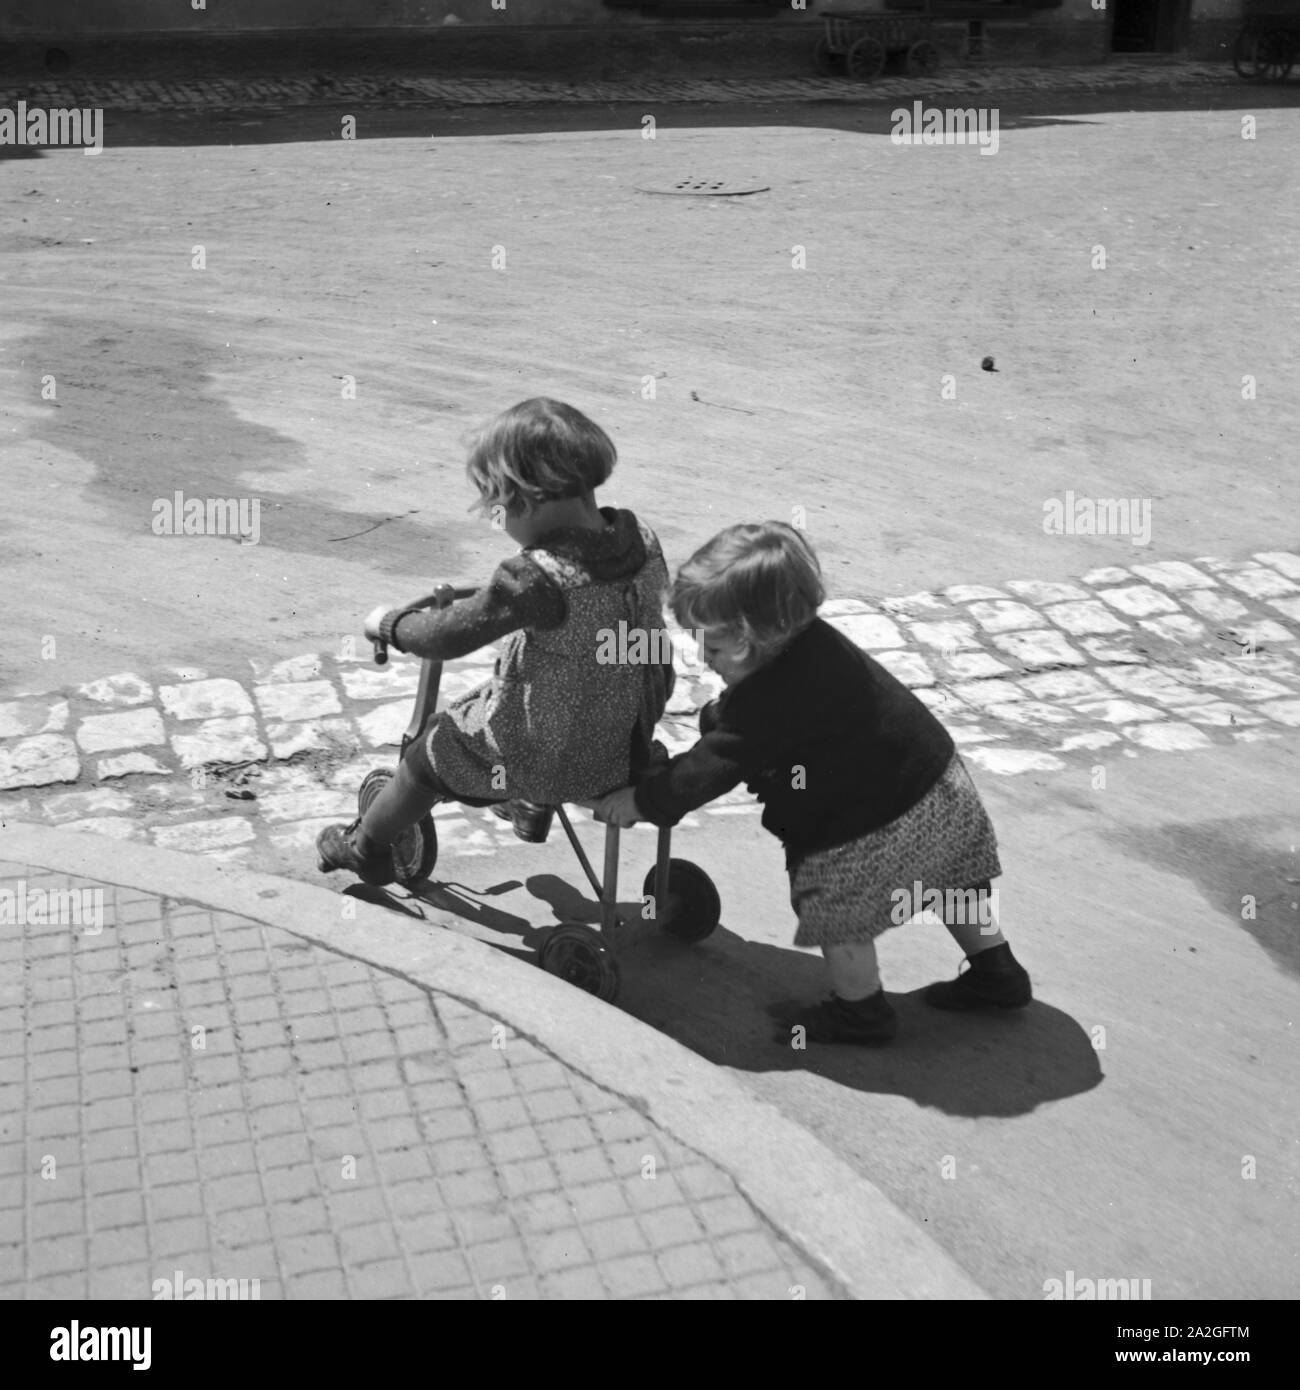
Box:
(1111, 0, 1191, 51)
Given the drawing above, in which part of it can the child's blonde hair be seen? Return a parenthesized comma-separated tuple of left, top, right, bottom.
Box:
(671, 522, 825, 660)
(465, 398, 616, 515)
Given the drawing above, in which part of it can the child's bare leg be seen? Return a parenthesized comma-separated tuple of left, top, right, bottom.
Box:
(357, 757, 442, 853)
(941, 882, 1007, 956)
(822, 940, 882, 1000)
(927, 881, 1031, 1010)
(769, 937, 895, 1044)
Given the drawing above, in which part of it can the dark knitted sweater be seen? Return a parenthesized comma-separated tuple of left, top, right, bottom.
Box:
(633, 618, 956, 866)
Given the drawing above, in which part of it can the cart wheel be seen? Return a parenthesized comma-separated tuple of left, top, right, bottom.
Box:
(358, 769, 437, 887)
(539, 924, 621, 1002)
(846, 35, 886, 82)
(813, 36, 843, 76)
(642, 859, 721, 943)
(1255, 29, 1295, 82)
(1232, 26, 1261, 78)
(906, 39, 940, 77)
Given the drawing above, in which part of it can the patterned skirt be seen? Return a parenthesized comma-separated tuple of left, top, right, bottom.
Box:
(789, 753, 1002, 947)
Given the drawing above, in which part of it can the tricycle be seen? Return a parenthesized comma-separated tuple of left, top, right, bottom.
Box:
(334, 582, 722, 1004)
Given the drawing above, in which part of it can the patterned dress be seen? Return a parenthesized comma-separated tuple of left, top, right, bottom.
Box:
(423, 516, 673, 806)
(788, 754, 1002, 946)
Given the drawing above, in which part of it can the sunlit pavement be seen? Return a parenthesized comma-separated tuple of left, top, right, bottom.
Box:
(2, 68, 1297, 1298)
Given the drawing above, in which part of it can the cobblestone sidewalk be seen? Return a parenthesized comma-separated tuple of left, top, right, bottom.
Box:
(2, 552, 1298, 878)
(0, 861, 840, 1299)
(0, 61, 1245, 118)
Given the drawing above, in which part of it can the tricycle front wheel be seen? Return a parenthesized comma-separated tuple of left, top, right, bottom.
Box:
(539, 924, 621, 1002)
(358, 769, 437, 887)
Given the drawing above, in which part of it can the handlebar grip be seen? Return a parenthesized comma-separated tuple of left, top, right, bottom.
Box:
(402, 584, 478, 612)
(365, 585, 475, 666)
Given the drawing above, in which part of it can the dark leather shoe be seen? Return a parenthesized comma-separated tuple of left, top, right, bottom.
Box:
(926, 945, 1031, 1010)
(316, 821, 396, 886)
(489, 800, 554, 844)
(769, 990, 898, 1046)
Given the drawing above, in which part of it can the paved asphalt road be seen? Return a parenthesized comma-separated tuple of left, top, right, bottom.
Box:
(2, 78, 1297, 1299)
(3, 83, 1297, 693)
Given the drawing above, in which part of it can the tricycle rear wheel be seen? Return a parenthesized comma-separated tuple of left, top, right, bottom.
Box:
(642, 859, 721, 943)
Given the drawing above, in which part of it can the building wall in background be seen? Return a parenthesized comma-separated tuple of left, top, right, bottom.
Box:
(0, 0, 1115, 35)
(0, 0, 1244, 63)
(1, 0, 598, 32)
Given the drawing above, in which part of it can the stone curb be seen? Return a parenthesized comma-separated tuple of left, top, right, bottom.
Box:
(0, 819, 987, 1300)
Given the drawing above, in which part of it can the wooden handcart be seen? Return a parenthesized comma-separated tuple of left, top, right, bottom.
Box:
(814, 3, 941, 81)
(1232, 0, 1299, 81)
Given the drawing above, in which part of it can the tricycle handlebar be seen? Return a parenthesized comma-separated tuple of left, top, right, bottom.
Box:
(371, 584, 478, 666)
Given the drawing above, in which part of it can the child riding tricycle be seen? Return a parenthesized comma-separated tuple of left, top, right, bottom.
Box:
(315, 398, 720, 1002)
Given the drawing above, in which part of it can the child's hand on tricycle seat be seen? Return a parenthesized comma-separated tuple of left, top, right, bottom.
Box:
(589, 786, 641, 828)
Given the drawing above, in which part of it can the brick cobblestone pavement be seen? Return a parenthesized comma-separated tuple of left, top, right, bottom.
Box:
(0, 861, 842, 1299)
(0, 62, 1245, 116)
(2, 551, 1298, 879)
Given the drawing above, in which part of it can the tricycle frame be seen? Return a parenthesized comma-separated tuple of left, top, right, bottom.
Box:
(361, 583, 718, 1001)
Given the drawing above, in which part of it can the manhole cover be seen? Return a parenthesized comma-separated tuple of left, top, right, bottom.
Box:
(635, 178, 770, 197)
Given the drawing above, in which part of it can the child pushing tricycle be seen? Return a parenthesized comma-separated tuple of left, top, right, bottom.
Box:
(592, 521, 1033, 1045)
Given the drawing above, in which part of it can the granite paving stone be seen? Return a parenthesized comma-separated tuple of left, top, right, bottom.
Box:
(1043, 601, 1131, 636)
(0, 736, 80, 791)
(3, 549, 1299, 833)
(1128, 561, 1217, 590)
(1138, 614, 1207, 643)
(159, 680, 255, 722)
(1219, 568, 1298, 600)
(0, 701, 69, 739)
(75, 709, 167, 754)
(77, 675, 154, 707)
(170, 717, 267, 768)
(966, 601, 1047, 634)
(824, 614, 905, 650)
(1094, 586, 1181, 618)
(1182, 589, 1250, 622)
(1253, 551, 1300, 580)
(253, 682, 343, 722)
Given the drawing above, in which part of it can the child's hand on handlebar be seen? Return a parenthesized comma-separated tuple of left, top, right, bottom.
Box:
(591, 787, 641, 828)
(363, 605, 392, 642)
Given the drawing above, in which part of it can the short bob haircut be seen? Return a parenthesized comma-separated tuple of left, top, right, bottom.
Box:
(465, 398, 616, 515)
(670, 522, 825, 660)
